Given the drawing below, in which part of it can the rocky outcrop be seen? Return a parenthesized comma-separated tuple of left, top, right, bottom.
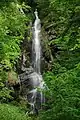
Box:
(19, 67, 45, 112)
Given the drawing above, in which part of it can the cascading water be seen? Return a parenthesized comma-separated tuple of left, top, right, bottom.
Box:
(19, 9, 45, 114)
(28, 9, 45, 112)
(32, 10, 41, 74)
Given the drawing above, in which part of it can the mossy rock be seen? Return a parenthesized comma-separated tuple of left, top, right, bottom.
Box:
(7, 70, 19, 86)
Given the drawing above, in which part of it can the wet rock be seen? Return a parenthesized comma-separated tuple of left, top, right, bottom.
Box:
(19, 67, 45, 112)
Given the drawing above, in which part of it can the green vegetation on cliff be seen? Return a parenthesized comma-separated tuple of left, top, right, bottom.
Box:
(0, 0, 80, 120)
(35, 0, 80, 120)
(0, 1, 32, 119)
(0, 0, 31, 100)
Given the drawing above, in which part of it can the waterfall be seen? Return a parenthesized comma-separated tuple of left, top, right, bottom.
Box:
(29, 9, 45, 112)
(32, 10, 41, 74)
(19, 9, 45, 114)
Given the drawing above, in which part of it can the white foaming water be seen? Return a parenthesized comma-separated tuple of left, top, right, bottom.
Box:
(32, 10, 41, 74)
(29, 10, 45, 111)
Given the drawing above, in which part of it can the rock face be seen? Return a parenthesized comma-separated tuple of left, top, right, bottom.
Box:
(19, 67, 45, 113)
(17, 10, 46, 113)
(19, 67, 34, 96)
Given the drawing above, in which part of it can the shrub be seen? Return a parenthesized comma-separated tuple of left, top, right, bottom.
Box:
(0, 104, 31, 120)
(39, 67, 80, 120)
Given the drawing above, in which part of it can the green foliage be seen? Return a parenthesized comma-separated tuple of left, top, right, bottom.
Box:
(0, 69, 13, 102)
(0, 1, 30, 69)
(36, 0, 50, 18)
(40, 66, 80, 120)
(0, 0, 80, 120)
(34, 0, 80, 119)
(0, 86, 13, 103)
(0, 103, 31, 120)
(0, 0, 31, 103)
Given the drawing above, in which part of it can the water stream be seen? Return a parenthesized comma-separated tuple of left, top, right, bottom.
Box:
(32, 10, 41, 74)
(19, 10, 45, 114)
(29, 9, 45, 112)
